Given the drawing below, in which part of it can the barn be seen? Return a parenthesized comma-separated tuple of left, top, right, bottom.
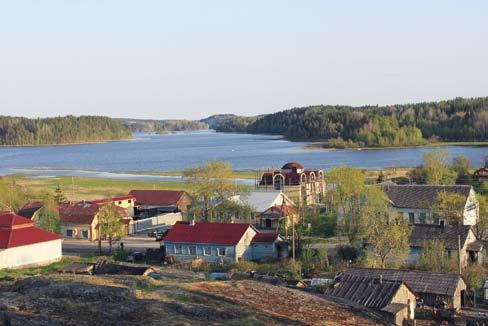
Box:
(0, 212, 62, 269)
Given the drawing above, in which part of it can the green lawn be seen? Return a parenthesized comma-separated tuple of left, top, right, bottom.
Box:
(11, 174, 193, 201)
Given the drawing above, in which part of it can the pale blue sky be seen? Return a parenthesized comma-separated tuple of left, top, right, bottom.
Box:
(1, 1, 487, 120)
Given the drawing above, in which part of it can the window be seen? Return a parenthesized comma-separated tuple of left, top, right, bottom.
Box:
(82, 230, 89, 238)
(419, 212, 427, 224)
(118, 201, 122, 205)
(128, 199, 132, 203)
(189, 246, 196, 255)
(203, 247, 211, 256)
(175, 245, 182, 254)
(66, 229, 73, 237)
(408, 212, 415, 224)
(217, 247, 226, 256)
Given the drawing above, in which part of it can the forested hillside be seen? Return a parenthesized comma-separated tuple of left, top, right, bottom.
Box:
(122, 119, 208, 133)
(246, 97, 488, 147)
(0, 116, 132, 146)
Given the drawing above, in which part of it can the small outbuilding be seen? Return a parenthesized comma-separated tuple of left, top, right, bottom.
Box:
(0, 212, 62, 269)
(324, 274, 415, 325)
(344, 268, 467, 310)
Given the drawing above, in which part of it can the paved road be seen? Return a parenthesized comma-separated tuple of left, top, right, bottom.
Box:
(62, 235, 161, 256)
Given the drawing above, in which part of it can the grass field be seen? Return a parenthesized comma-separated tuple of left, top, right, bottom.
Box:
(9, 174, 193, 201)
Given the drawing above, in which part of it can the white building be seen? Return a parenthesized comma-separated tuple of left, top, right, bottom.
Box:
(385, 184, 478, 226)
(0, 212, 62, 269)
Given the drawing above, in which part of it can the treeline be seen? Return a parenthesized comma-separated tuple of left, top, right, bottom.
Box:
(0, 116, 132, 146)
(213, 116, 261, 133)
(244, 97, 488, 147)
(122, 119, 208, 133)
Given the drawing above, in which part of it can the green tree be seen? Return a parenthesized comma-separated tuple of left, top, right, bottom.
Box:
(416, 240, 457, 272)
(184, 161, 240, 222)
(38, 194, 60, 234)
(422, 150, 457, 185)
(452, 156, 471, 184)
(0, 177, 28, 212)
(53, 184, 67, 204)
(367, 213, 411, 268)
(473, 195, 488, 240)
(326, 166, 368, 245)
(433, 191, 467, 225)
(98, 203, 125, 253)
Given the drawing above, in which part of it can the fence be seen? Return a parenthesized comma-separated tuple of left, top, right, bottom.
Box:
(130, 212, 182, 233)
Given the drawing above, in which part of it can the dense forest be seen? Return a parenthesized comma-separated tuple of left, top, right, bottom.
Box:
(122, 119, 208, 133)
(0, 116, 132, 146)
(243, 97, 488, 147)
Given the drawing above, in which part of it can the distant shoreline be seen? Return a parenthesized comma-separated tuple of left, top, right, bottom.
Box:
(303, 141, 488, 151)
(0, 137, 133, 148)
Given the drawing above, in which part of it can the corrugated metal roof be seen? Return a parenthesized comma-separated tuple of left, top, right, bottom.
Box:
(345, 268, 464, 297)
(324, 274, 406, 309)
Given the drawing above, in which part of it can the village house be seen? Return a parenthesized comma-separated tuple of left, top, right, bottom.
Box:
(324, 274, 416, 325)
(163, 221, 288, 263)
(214, 190, 298, 230)
(128, 190, 192, 217)
(0, 212, 62, 269)
(59, 201, 131, 241)
(257, 162, 325, 205)
(17, 200, 43, 222)
(90, 195, 136, 216)
(408, 224, 483, 266)
(384, 184, 479, 225)
(343, 268, 467, 310)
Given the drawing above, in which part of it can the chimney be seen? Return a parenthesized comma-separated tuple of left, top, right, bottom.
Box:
(379, 275, 383, 284)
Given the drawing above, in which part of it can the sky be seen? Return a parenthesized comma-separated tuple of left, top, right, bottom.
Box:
(0, 1, 487, 120)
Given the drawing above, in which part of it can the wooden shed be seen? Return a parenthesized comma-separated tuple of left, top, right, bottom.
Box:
(324, 274, 416, 325)
(344, 268, 467, 310)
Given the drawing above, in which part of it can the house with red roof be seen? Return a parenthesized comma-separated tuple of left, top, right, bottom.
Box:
(163, 221, 288, 263)
(0, 212, 62, 269)
(257, 162, 325, 206)
(128, 190, 192, 218)
(59, 201, 131, 241)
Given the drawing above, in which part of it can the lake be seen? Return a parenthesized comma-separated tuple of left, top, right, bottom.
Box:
(0, 131, 486, 180)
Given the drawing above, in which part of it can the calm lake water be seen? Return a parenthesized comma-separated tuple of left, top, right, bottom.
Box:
(0, 131, 487, 180)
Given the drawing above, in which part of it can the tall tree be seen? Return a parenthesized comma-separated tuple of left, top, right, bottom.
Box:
(422, 150, 457, 185)
(433, 191, 467, 225)
(473, 195, 488, 240)
(53, 184, 67, 204)
(98, 203, 125, 253)
(326, 166, 369, 245)
(452, 156, 471, 185)
(367, 212, 411, 268)
(183, 161, 239, 221)
(38, 194, 61, 234)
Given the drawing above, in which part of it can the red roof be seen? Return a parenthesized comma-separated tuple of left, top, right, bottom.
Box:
(163, 221, 252, 245)
(282, 162, 304, 170)
(59, 202, 129, 225)
(0, 212, 61, 249)
(128, 190, 184, 206)
(91, 195, 135, 205)
(251, 232, 280, 243)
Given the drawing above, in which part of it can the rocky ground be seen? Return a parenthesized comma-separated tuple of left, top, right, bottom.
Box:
(0, 269, 381, 326)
